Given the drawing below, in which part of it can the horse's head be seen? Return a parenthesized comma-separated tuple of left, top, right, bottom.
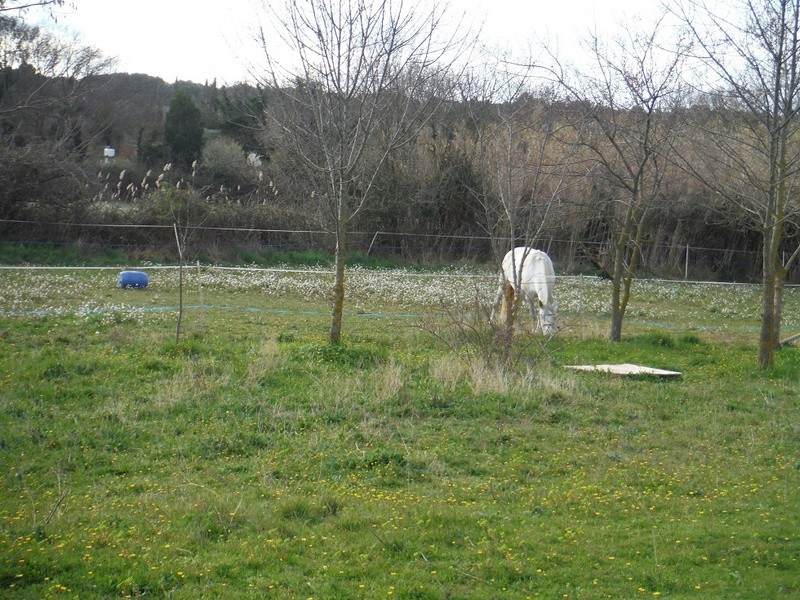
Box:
(539, 302, 556, 335)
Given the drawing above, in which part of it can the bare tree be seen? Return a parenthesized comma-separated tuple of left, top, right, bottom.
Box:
(0, 6, 114, 217)
(460, 59, 560, 249)
(254, 0, 469, 344)
(671, 0, 800, 368)
(548, 14, 690, 341)
(460, 55, 579, 354)
(1, 7, 113, 121)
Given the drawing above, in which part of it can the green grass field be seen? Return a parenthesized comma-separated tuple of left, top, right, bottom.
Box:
(1, 265, 798, 598)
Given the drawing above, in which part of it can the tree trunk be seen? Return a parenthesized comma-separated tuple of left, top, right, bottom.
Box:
(609, 237, 628, 342)
(758, 247, 777, 368)
(610, 290, 623, 342)
(501, 282, 516, 364)
(329, 219, 347, 345)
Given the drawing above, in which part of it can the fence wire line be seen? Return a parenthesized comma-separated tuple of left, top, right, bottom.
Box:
(0, 218, 769, 256)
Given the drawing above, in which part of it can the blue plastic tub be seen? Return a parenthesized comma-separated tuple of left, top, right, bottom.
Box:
(117, 270, 149, 289)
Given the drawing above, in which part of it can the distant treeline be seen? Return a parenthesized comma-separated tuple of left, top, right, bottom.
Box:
(0, 62, 795, 281)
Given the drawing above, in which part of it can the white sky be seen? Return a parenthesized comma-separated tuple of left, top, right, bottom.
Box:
(38, 0, 665, 85)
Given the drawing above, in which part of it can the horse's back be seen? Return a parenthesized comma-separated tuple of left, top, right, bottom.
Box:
(501, 247, 554, 289)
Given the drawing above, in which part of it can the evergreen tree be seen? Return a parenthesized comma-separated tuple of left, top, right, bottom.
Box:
(164, 88, 203, 168)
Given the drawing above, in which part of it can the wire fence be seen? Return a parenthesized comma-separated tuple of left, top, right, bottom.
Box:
(2, 218, 797, 283)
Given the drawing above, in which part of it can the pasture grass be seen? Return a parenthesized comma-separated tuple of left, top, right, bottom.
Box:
(0, 267, 798, 598)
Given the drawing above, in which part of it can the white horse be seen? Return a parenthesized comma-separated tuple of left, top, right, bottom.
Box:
(491, 247, 557, 335)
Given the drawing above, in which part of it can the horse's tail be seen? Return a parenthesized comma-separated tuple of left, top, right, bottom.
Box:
(499, 280, 515, 323)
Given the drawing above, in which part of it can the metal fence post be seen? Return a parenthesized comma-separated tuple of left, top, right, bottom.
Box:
(367, 231, 381, 255)
(685, 244, 690, 280)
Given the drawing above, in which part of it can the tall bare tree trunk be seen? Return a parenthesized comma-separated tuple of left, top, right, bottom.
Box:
(760, 171, 786, 366)
(609, 238, 627, 342)
(759, 269, 777, 368)
(330, 217, 347, 345)
(500, 282, 516, 364)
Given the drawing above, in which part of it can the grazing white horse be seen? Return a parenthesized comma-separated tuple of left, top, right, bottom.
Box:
(491, 247, 557, 335)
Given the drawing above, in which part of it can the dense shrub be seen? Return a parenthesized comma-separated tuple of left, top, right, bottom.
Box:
(197, 135, 258, 191)
(0, 141, 92, 219)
